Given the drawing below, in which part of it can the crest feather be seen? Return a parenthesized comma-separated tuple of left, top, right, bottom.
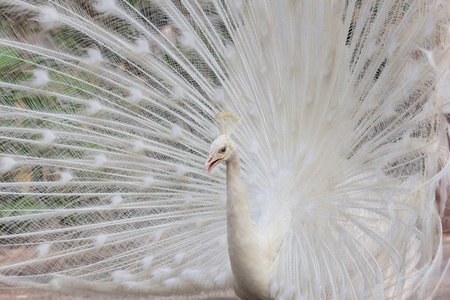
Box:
(215, 112, 241, 136)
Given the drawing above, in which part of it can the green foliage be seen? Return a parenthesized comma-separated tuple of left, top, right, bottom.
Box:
(0, 197, 48, 234)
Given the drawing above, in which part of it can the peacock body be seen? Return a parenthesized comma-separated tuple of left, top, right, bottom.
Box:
(0, 0, 449, 299)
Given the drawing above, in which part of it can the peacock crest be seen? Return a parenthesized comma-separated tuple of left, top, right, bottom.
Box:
(215, 111, 241, 136)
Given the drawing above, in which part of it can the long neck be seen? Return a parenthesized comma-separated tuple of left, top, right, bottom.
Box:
(225, 151, 272, 300)
(226, 151, 256, 244)
(226, 151, 249, 217)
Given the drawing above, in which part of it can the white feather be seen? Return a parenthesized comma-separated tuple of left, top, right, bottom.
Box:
(38, 6, 58, 30)
(30, 69, 49, 87)
(0, 157, 16, 173)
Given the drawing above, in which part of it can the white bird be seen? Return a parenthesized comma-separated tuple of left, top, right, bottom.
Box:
(0, 0, 449, 299)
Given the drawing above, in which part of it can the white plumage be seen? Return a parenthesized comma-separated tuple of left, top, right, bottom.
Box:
(0, 0, 449, 299)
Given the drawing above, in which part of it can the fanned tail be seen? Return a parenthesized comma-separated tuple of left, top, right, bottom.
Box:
(215, 0, 450, 299)
(0, 0, 239, 295)
(0, 0, 449, 299)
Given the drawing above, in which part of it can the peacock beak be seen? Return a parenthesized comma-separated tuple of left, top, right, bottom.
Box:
(204, 155, 221, 173)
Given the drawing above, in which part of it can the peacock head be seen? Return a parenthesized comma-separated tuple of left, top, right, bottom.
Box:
(204, 112, 241, 173)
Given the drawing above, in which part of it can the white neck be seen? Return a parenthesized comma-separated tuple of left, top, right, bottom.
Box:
(225, 150, 272, 300)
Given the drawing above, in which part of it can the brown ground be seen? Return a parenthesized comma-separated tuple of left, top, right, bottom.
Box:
(1, 235, 449, 299)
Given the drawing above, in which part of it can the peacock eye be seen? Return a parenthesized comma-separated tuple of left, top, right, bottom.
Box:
(220, 147, 227, 153)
